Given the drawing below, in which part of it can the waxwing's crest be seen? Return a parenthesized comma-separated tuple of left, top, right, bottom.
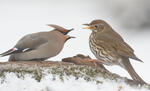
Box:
(47, 24, 74, 35)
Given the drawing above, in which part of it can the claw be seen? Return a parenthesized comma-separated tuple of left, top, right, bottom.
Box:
(88, 59, 98, 66)
(118, 86, 123, 91)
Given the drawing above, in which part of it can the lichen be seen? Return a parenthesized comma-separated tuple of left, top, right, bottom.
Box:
(0, 63, 126, 85)
(0, 64, 107, 84)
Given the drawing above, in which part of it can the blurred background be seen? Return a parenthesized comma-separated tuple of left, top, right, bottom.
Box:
(0, 0, 150, 83)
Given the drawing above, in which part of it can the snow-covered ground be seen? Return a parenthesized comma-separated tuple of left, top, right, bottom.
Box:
(0, 0, 150, 91)
(0, 68, 149, 91)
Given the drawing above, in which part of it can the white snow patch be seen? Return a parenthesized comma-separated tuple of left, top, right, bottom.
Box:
(0, 73, 149, 91)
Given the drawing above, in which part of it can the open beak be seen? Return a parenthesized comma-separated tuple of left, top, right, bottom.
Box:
(83, 26, 94, 29)
(65, 36, 76, 42)
(83, 24, 95, 29)
(83, 24, 90, 26)
(69, 36, 76, 38)
(66, 28, 74, 34)
(68, 28, 74, 31)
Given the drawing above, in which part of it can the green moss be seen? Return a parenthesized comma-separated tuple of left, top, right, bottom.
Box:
(0, 64, 109, 84)
(32, 70, 42, 82)
(0, 63, 149, 90)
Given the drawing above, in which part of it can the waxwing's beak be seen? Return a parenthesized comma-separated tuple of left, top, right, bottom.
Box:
(65, 28, 74, 35)
(65, 36, 76, 42)
(69, 36, 76, 39)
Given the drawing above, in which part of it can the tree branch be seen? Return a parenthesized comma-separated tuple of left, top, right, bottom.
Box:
(0, 54, 149, 89)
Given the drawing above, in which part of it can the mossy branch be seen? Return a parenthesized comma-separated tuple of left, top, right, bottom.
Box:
(0, 54, 149, 89)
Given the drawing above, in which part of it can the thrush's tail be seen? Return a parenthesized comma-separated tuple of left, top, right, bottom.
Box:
(0, 48, 21, 57)
(122, 57, 146, 85)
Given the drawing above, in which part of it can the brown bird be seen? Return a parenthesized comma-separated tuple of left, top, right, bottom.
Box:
(83, 19, 146, 84)
(0, 24, 75, 61)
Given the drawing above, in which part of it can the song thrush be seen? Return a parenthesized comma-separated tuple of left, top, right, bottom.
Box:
(83, 19, 146, 84)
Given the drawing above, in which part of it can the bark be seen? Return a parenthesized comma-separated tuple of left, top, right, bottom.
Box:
(0, 54, 149, 89)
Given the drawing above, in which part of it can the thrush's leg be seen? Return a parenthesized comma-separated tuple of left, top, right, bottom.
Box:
(88, 59, 97, 66)
(118, 86, 123, 91)
(87, 59, 104, 66)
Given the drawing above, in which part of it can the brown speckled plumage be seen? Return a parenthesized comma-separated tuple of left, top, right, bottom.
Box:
(84, 19, 146, 84)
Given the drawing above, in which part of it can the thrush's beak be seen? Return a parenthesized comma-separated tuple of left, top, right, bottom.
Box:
(83, 23, 90, 26)
(83, 24, 95, 29)
(83, 26, 95, 29)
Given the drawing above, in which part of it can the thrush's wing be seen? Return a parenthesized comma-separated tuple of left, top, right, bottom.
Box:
(0, 32, 48, 57)
(96, 34, 143, 62)
(115, 41, 143, 62)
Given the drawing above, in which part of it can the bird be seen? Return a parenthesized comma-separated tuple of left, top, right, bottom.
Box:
(83, 19, 146, 84)
(0, 24, 75, 61)
(47, 24, 74, 35)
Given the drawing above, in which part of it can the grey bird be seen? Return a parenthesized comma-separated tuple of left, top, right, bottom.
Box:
(0, 24, 75, 61)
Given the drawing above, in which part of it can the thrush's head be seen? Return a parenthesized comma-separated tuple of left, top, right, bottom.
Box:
(83, 19, 110, 33)
(47, 24, 74, 35)
(64, 35, 76, 42)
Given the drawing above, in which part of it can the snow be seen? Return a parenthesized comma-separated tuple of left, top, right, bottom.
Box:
(0, 72, 149, 91)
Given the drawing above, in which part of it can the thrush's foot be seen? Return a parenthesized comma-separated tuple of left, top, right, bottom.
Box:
(88, 59, 98, 66)
(118, 86, 123, 91)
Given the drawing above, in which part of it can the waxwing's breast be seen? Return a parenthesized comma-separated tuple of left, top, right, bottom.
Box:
(37, 31, 65, 57)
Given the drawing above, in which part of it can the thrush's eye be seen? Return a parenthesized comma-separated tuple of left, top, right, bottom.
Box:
(94, 25, 98, 28)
